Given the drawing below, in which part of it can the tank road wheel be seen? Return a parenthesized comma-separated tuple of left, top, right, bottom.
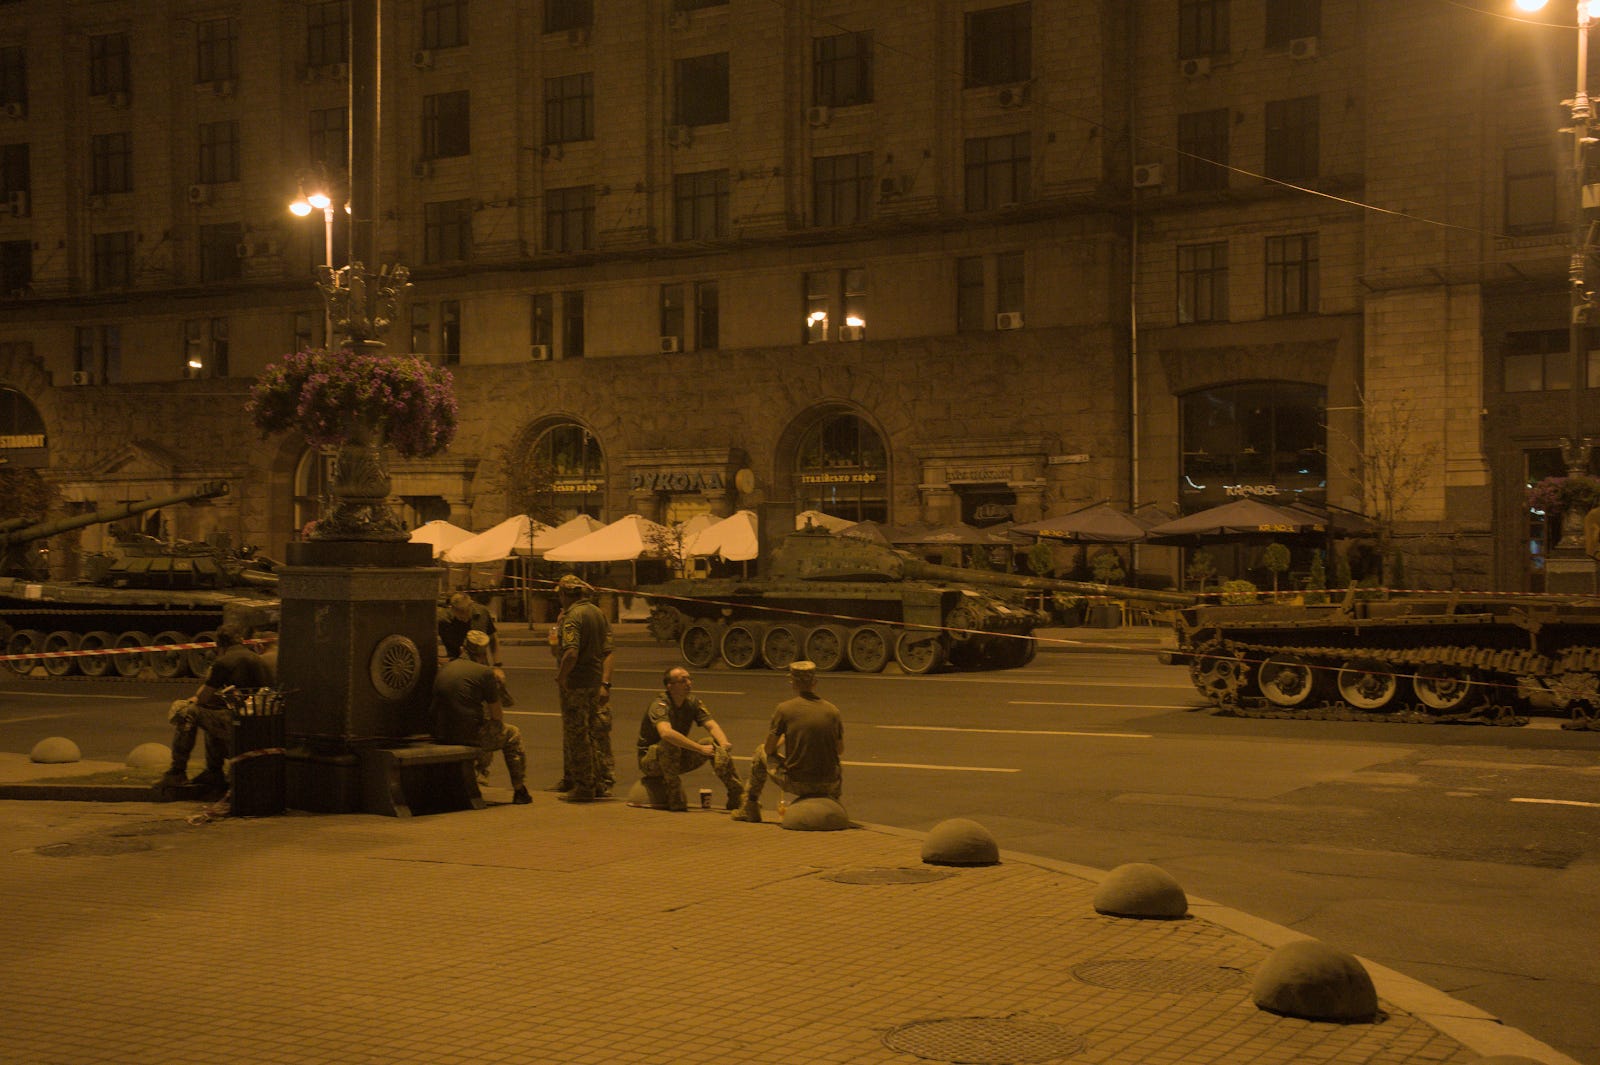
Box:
(186, 630, 219, 679)
(3, 628, 45, 675)
(846, 625, 891, 673)
(1257, 655, 1323, 708)
(1336, 659, 1400, 712)
(147, 631, 192, 679)
(719, 622, 763, 669)
(803, 625, 848, 671)
(77, 631, 118, 678)
(760, 623, 802, 670)
(40, 631, 81, 677)
(1411, 666, 1477, 713)
(679, 622, 719, 670)
(894, 630, 945, 675)
(112, 631, 152, 677)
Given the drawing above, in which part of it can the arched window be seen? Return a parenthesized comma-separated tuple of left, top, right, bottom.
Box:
(511, 420, 605, 521)
(0, 385, 47, 469)
(792, 410, 888, 522)
(293, 446, 335, 537)
(1180, 382, 1326, 511)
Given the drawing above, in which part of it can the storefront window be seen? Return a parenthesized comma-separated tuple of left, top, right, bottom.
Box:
(293, 446, 335, 537)
(793, 411, 887, 522)
(1180, 382, 1326, 511)
(519, 420, 605, 521)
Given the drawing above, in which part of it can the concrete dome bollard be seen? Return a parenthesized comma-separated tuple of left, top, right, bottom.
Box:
(1252, 939, 1378, 1023)
(1093, 862, 1188, 919)
(920, 817, 1000, 865)
(781, 796, 850, 831)
(30, 737, 81, 764)
(126, 743, 170, 770)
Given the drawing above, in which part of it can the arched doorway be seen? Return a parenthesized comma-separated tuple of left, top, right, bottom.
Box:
(786, 405, 889, 523)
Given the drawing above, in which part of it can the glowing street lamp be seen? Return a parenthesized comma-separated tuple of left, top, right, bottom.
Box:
(289, 186, 338, 345)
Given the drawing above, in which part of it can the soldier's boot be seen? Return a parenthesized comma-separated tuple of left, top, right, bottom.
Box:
(666, 786, 688, 813)
(725, 784, 746, 811)
(158, 767, 189, 789)
(190, 768, 228, 795)
(731, 801, 762, 823)
(511, 786, 532, 805)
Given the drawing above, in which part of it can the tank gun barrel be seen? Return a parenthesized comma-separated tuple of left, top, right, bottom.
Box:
(898, 556, 1194, 606)
(0, 481, 230, 550)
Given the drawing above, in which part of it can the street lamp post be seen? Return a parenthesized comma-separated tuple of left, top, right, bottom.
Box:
(289, 188, 336, 346)
(1521, 1, 1599, 584)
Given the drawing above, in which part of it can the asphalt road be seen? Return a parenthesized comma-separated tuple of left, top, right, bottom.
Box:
(2, 637, 1598, 1063)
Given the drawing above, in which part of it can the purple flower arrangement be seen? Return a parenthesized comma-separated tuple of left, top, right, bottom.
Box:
(247, 348, 458, 459)
(1526, 475, 1600, 514)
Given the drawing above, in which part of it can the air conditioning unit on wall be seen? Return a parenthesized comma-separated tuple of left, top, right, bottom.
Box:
(70, 370, 95, 386)
(1289, 36, 1319, 59)
(1132, 163, 1164, 188)
(806, 105, 830, 127)
(658, 336, 681, 353)
(1180, 56, 1210, 78)
(995, 312, 1024, 331)
(530, 344, 551, 361)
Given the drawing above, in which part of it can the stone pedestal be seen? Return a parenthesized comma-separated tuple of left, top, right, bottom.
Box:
(279, 540, 442, 812)
(1544, 549, 1596, 596)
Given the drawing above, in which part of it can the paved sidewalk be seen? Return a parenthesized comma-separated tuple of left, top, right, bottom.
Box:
(0, 754, 1577, 1065)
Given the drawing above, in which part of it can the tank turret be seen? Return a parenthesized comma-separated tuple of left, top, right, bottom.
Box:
(642, 525, 1190, 675)
(1, 481, 231, 578)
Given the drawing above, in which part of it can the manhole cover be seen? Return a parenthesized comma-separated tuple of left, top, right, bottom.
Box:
(36, 837, 155, 858)
(1071, 959, 1249, 993)
(882, 1016, 1085, 1063)
(823, 866, 956, 885)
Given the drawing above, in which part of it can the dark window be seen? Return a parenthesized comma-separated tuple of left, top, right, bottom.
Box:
(695, 281, 719, 350)
(309, 107, 349, 170)
(964, 132, 1030, 211)
(812, 153, 872, 227)
(531, 293, 554, 347)
(198, 221, 243, 282)
(93, 231, 135, 289)
(1503, 328, 1582, 392)
(545, 185, 594, 252)
(307, 1, 349, 68)
(196, 18, 238, 84)
(1, 238, 29, 294)
(965, 3, 1031, 88)
(956, 256, 985, 332)
(422, 91, 470, 158)
(997, 251, 1024, 316)
(1265, 0, 1320, 47)
(293, 312, 314, 352)
(421, 0, 468, 49)
(1177, 109, 1229, 192)
(794, 412, 888, 523)
(410, 302, 432, 351)
(184, 317, 229, 378)
(674, 53, 729, 126)
(544, 0, 592, 34)
(673, 169, 728, 241)
(1265, 233, 1317, 316)
(1177, 242, 1228, 323)
(197, 120, 240, 183)
(813, 31, 872, 108)
(440, 299, 461, 361)
(423, 199, 472, 262)
(660, 283, 684, 347)
(1, 142, 29, 199)
(1180, 381, 1326, 511)
(1179, 0, 1229, 59)
(0, 44, 25, 108)
(1505, 144, 1558, 235)
(1264, 95, 1318, 183)
(563, 290, 585, 357)
(544, 72, 593, 144)
(91, 132, 132, 195)
(88, 34, 130, 96)
(74, 325, 121, 383)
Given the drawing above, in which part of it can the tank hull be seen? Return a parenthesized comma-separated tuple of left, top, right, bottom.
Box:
(1172, 596, 1600, 725)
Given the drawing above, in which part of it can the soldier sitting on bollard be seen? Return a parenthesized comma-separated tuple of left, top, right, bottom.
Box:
(161, 622, 272, 795)
(732, 660, 843, 823)
(635, 666, 745, 812)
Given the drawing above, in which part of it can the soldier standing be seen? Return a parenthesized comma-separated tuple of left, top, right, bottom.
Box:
(554, 574, 614, 802)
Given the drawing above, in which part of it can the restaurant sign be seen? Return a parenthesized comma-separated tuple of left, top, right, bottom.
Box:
(630, 469, 725, 492)
(0, 432, 47, 468)
(946, 465, 1012, 483)
(1225, 484, 1280, 497)
(549, 481, 601, 494)
(801, 471, 879, 485)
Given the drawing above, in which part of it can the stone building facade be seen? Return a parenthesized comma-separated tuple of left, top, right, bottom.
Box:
(0, 0, 1591, 591)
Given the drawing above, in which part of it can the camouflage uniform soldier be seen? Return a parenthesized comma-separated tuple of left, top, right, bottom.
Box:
(554, 574, 614, 802)
(434, 629, 531, 804)
(636, 667, 745, 811)
(733, 660, 843, 823)
(161, 622, 272, 795)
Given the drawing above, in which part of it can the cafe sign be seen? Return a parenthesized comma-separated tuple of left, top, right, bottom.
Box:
(1226, 484, 1280, 497)
(549, 481, 601, 494)
(630, 469, 725, 492)
(801, 471, 879, 485)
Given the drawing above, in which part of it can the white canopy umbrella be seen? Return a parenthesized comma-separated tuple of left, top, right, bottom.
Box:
(440, 514, 550, 564)
(408, 520, 476, 559)
(530, 513, 605, 553)
(689, 509, 759, 561)
(543, 513, 671, 563)
(795, 509, 853, 532)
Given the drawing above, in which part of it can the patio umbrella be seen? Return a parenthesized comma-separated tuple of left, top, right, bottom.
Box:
(688, 510, 759, 561)
(530, 513, 605, 553)
(1012, 504, 1150, 543)
(407, 520, 476, 559)
(1144, 498, 1328, 544)
(895, 522, 1022, 546)
(795, 509, 854, 532)
(543, 513, 672, 562)
(440, 514, 549, 564)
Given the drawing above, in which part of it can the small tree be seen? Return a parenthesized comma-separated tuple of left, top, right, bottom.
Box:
(1186, 548, 1217, 590)
(1026, 540, 1056, 578)
(1261, 542, 1291, 594)
(1305, 550, 1328, 604)
(644, 522, 696, 578)
(1220, 578, 1258, 604)
(1325, 387, 1440, 587)
(1089, 547, 1125, 585)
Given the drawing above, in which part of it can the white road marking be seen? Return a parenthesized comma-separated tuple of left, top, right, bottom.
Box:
(879, 724, 1151, 739)
(0, 713, 78, 724)
(1510, 797, 1600, 808)
(0, 691, 145, 701)
(1009, 700, 1195, 710)
(841, 760, 1020, 773)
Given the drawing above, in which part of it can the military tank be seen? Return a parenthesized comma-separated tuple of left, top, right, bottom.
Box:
(1170, 591, 1600, 723)
(642, 525, 1190, 674)
(0, 482, 279, 679)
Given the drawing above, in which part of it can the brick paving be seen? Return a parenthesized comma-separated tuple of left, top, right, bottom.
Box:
(1, 769, 1577, 1065)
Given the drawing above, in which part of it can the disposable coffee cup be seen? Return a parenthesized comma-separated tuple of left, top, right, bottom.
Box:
(698, 788, 712, 809)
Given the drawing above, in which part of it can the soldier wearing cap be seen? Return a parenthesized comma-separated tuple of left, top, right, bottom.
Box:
(732, 660, 843, 823)
(554, 573, 615, 802)
(433, 628, 530, 804)
(438, 591, 500, 665)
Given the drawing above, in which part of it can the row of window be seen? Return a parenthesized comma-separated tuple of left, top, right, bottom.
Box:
(1178, 0, 1322, 60)
(1175, 97, 1319, 191)
(1176, 234, 1319, 322)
